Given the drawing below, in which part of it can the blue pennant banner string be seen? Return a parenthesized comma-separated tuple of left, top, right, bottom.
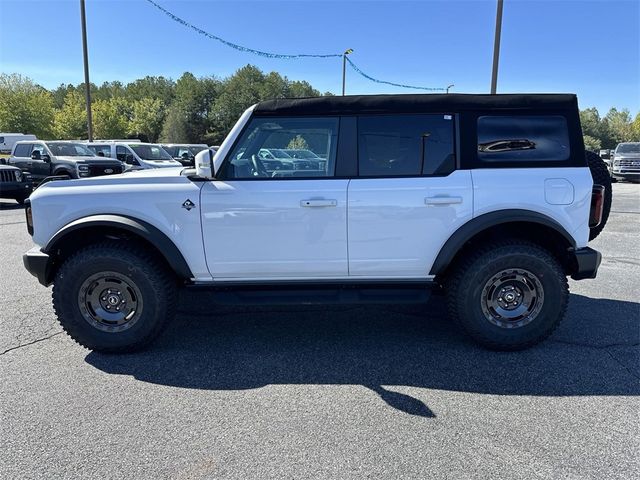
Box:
(345, 57, 445, 91)
(145, 0, 446, 91)
(145, 0, 341, 58)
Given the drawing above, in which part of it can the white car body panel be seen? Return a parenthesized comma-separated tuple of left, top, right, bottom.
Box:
(200, 179, 349, 278)
(29, 168, 212, 281)
(348, 171, 473, 276)
(471, 167, 593, 248)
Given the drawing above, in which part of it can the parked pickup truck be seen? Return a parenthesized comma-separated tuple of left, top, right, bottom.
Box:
(9, 140, 125, 183)
(22, 93, 611, 353)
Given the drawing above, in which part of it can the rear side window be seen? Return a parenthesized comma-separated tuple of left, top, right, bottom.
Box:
(13, 143, 32, 157)
(477, 116, 570, 162)
(88, 145, 111, 157)
(358, 114, 455, 177)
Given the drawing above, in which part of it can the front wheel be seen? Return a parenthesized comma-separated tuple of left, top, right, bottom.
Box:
(52, 241, 176, 352)
(446, 242, 568, 350)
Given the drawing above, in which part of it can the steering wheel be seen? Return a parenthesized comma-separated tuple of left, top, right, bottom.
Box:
(250, 154, 268, 177)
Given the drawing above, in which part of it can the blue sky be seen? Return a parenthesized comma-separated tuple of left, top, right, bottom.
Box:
(1, 0, 638, 114)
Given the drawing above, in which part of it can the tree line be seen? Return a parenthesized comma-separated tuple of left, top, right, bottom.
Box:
(0, 65, 327, 145)
(1, 66, 638, 149)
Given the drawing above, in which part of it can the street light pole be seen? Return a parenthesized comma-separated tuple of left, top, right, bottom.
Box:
(80, 0, 93, 141)
(342, 49, 353, 96)
(490, 0, 504, 94)
(446, 84, 455, 93)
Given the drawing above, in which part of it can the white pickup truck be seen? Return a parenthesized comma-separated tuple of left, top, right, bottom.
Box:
(22, 94, 610, 353)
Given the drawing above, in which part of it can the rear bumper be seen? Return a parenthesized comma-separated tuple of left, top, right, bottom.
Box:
(570, 247, 602, 280)
(23, 247, 53, 286)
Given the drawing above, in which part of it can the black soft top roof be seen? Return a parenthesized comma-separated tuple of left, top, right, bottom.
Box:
(254, 93, 578, 116)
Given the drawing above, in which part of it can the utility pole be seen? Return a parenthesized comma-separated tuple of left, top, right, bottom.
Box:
(446, 84, 454, 93)
(342, 49, 353, 96)
(490, 0, 504, 94)
(80, 0, 93, 141)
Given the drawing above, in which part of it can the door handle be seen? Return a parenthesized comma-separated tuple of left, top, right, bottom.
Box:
(425, 196, 463, 205)
(300, 199, 338, 207)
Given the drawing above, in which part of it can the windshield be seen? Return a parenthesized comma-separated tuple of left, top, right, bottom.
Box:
(46, 142, 94, 157)
(129, 144, 173, 161)
(616, 143, 640, 154)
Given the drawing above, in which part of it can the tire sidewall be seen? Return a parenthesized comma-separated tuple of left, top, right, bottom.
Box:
(459, 252, 565, 347)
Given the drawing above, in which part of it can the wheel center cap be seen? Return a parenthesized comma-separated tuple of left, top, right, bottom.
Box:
(504, 292, 515, 302)
(107, 295, 120, 306)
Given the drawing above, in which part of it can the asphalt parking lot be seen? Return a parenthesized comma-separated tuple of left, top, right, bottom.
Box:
(1, 183, 638, 480)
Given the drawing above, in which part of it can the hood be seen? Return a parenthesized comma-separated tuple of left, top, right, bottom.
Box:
(57, 156, 122, 164)
(139, 159, 183, 167)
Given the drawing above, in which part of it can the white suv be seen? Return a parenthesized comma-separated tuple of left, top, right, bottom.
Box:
(22, 94, 610, 352)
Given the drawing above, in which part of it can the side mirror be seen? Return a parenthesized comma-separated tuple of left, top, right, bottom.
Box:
(42, 154, 51, 163)
(125, 154, 135, 165)
(31, 151, 41, 160)
(195, 149, 215, 178)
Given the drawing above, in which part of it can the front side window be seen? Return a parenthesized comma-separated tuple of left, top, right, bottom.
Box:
(224, 117, 338, 179)
(129, 144, 173, 161)
(358, 114, 455, 176)
(13, 143, 32, 157)
(477, 116, 570, 162)
(31, 143, 48, 156)
(88, 145, 111, 157)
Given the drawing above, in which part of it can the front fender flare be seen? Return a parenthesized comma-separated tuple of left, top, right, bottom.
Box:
(44, 214, 193, 280)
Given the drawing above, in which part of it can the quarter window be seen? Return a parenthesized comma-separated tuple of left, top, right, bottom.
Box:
(224, 117, 338, 179)
(358, 114, 455, 176)
(477, 116, 570, 162)
(13, 143, 32, 157)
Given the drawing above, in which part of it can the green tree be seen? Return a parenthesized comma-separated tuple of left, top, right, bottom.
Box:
(93, 98, 129, 139)
(125, 76, 175, 105)
(583, 135, 601, 152)
(605, 108, 634, 146)
(0, 73, 55, 138)
(287, 135, 309, 150)
(53, 90, 87, 139)
(632, 113, 640, 141)
(130, 97, 165, 142)
(159, 105, 189, 143)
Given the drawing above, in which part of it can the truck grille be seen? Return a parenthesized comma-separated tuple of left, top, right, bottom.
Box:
(88, 165, 123, 177)
(617, 159, 640, 170)
(0, 170, 18, 182)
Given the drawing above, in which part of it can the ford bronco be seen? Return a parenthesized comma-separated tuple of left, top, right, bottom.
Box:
(22, 94, 611, 352)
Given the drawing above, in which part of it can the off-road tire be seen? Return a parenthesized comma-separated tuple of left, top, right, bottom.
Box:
(586, 150, 612, 241)
(52, 241, 176, 353)
(446, 241, 568, 351)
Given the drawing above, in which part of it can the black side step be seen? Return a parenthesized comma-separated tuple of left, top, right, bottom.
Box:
(186, 283, 434, 306)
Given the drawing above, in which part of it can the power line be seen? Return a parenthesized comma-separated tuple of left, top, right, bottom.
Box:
(144, 0, 447, 92)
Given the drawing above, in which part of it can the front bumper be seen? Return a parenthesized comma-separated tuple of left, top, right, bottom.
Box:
(0, 181, 33, 199)
(570, 247, 602, 280)
(23, 247, 53, 286)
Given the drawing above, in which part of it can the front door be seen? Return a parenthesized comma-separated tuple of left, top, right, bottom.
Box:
(200, 116, 348, 279)
(347, 114, 473, 277)
(29, 143, 52, 181)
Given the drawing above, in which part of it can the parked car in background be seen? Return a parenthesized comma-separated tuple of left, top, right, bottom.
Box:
(9, 141, 125, 184)
(0, 133, 37, 155)
(161, 144, 208, 166)
(85, 142, 182, 170)
(610, 142, 640, 182)
(0, 164, 33, 204)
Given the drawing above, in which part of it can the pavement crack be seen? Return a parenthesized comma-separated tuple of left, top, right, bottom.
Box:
(0, 331, 63, 356)
(605, 350, 640, 381)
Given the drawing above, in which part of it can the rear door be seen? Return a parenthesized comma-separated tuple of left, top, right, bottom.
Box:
(347, 114, 473, 278)
(200, 116, 349, 279)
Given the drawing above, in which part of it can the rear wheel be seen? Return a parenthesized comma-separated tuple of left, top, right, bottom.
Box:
(52, 241, 176, 352)
(447, 242, 568, 350)
(586, 150, 612, 240)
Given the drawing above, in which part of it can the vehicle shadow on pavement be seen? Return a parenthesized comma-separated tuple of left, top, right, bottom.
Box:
(0, 200, 23, 210)
(85, 293, 640, 418)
